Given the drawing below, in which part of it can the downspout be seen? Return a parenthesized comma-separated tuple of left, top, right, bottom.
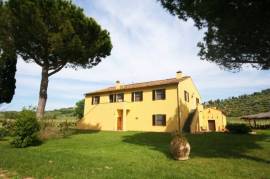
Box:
(176, 84, 181, 133)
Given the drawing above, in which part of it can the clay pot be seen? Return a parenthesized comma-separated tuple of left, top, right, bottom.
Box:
(170, 135, 190, 160)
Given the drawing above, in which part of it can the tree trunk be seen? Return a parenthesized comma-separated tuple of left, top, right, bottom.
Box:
(36, 67, 49, 118)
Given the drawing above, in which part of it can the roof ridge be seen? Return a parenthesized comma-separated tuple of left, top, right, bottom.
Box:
(120, 77, 178, 86)
(86, 76, 190, 95)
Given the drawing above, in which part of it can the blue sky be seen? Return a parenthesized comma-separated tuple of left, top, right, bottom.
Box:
(1, 0, 269, 111)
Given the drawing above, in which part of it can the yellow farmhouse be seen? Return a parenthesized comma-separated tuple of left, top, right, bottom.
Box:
(80, 71, 226, 133)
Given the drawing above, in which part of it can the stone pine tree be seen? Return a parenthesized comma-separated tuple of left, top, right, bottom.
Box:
(0, 51, 17, 104)
(3, 0, 112, 117)
(0, 1, 17, 104)
(159, 0, 270, 70)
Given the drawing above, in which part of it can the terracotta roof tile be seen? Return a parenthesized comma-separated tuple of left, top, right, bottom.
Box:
(86, 76, 190, 95)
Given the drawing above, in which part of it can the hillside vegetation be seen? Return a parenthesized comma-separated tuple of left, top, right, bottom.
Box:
(0, 98, 84, 120)
(204, 89, 270, 117)
(0, 107, 77, 120)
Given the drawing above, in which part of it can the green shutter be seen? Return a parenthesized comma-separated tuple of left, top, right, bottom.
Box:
(152, 90, 155, 100)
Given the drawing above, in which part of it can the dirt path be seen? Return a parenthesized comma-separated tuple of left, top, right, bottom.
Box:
(0, 168, 33, 179)
(0, 168, 13, 179)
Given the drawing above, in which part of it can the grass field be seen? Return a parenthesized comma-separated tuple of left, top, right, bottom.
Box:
(0, 130, 270, 179)
(227, 117, 245, 124)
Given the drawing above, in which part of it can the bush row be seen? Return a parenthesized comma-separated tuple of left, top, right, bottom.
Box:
(226, 123, 252, 134)
(0, 108, 77, 147)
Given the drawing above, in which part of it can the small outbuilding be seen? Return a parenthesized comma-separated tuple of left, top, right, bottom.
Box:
(241, 111, 270, 128)
(199, 107, 227, 132)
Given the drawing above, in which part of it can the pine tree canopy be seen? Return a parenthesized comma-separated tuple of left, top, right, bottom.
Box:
(159, 0, 270, 70)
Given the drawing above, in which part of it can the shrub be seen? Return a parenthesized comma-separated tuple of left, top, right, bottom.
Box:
(11, 108, 41, 148)
(0, 128, 8, 139)
(3, 111, 18, 119)
(226, 123, 252, 134)
(74, 99, 84, 119)
(39, 120, 77, 140)
(58, 120, 76, 137)
(2, 119, 16, 136)
(39, 126, 61, 140)
(42, 113, 57, 120)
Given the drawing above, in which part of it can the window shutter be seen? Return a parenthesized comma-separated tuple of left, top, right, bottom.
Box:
(131, 92, 134, 102)
(163, 89, 166, 100)
(184, 91, 189, 102)
(152, 115, 155, 126)
(152, 90, 155, 100)
(109, 94, 113, 103)
(163, 115, 166, 125)
(141, 92, 143, 101)
(91, 97, 94, 105)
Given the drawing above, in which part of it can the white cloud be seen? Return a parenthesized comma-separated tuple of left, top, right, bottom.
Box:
(2, 0, 269, 110)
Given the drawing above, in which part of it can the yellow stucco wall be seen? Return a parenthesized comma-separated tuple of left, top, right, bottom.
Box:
(81, 84, 180, 132)
(177, 78, 201, 132)
(201, 108, 227, 132)
(80, 77, 226, 133)
(80, 77, 203, 132)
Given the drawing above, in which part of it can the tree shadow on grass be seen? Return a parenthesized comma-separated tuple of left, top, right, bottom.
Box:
(74, 122, 101, 135)
(122, 132, 270, 163)
(0, 138, 9, 142)
(72, 128, 101, 135)
(188, 132, 270, 163)
(122, 132, 172, 158)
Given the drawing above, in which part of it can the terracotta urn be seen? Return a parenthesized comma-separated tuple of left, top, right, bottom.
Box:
(170, 135, 190, 160)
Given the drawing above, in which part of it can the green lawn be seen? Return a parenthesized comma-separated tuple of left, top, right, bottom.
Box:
(0, 130, 270, 179)
(227, 117, 246, 124)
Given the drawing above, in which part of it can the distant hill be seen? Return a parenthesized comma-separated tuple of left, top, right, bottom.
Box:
(204, 89, 270, 117)
(0, 107, 76, 120)
(46, 107, 75, 117)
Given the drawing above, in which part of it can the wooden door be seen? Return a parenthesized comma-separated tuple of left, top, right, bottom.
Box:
(208, 120, 216, 131)
(117, 116, 123, 130)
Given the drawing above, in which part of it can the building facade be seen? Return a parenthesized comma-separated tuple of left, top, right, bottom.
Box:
(79, 72, 226, 133)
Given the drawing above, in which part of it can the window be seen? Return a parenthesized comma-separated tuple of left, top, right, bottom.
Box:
(196, 98, 200, 105)
(109, 93, 124, 102)
(132, 91, 143, 102)
(152, 114, 166, 126)
(92, 96, 100, 105)
(184, 90, 189, 102)
(116, 93, 124, 102)
(152, 89, 166, 100)
(109, 94, 115, 103)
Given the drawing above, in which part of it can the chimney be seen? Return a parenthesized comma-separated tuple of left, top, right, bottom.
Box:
(115, 80, 121, 89)
(176, 71, 183, 79)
